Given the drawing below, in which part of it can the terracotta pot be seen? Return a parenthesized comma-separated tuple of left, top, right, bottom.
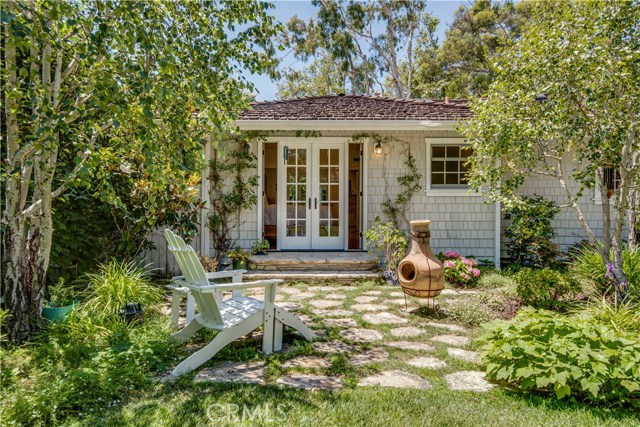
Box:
(397, 220, 444, 298)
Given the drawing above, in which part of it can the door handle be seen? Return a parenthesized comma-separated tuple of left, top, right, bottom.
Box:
(314, 198, 318, 209)
(308, 197, 311, 209)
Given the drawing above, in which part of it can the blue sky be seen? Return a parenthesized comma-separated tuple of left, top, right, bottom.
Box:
(248, 0, 465, 101)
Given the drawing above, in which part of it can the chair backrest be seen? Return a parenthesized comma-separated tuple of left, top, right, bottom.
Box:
(164, 229, 223, 325)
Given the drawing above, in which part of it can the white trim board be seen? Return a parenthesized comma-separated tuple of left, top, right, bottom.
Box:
(237, 120, 460, 131)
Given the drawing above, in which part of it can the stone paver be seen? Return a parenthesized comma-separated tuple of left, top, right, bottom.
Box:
(339, 328, 383, 343)
(350, 303, 388, 312)
(426, 322, 468, 333)
(277, 374, 343, 391)
(288, 292, 317, 301)
(407, 356, 447, 369)
(194, 361, 264, 384)
(309, 299, 343, 309)
(325, 293, 347, 300)
(339, 286, 357, 291)
(440, 289, 459, 295)
(312, 309, 354, 317)
(363, 312, 408, 325)
(430, 334, 470, 347)
(354, 295, 378, 303)
(385, 341, 435, 351)
(362, 290, 384, 296)
(359, 370, 431, 389)
(323, 318, 358, 328)
(313, 340, 356, 354)
(349, 348, 389, 366)
(307, 286, 339, 292)
(445, 371, 495, 392)
(283, 356, 332, 369)
(447, 348, 481, 364)
(389, 326, 422, 338)
(388, 291, 405, 298)
(280, 287, 302, 295)
(388, 298, 411, 305)
(277, 302, 303, 311)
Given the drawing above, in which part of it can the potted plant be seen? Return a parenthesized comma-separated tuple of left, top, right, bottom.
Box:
(251, 239, 270, 255)
(42, 278, 79, 322)
(227, 247, 252, 270)
(363, 217, 408, 285)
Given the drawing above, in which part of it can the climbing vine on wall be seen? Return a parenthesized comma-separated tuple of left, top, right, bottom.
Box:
(351, 133, 423, 228)
(208, 133, 262, 260)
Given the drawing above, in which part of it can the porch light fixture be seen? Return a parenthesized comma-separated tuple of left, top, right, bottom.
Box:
(283, 145, 290, 162)
(243, 142, 251, 153)
(373, 142, 383, 155)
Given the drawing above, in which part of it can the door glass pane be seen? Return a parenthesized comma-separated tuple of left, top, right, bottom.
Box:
(320, 185, 328, 201)
(330, 167, 339, 183)
(320, 149, 328, 165)
(329, 185, 339, 201)
(330, 220, 339, 236)
(285, 148, 307, 238)
(319, 220, 328, 236)
(319, 167, 328, 183)
(330, 149, 339, 165)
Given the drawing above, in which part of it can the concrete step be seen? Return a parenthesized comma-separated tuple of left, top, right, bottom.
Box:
(244, 270, 382, 283)
(250, 251, 379, 272)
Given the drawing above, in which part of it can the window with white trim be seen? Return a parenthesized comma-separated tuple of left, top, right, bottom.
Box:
(426, 139, 473, 190)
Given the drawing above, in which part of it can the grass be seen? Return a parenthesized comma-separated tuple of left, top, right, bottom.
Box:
(3, 277, 639, 426)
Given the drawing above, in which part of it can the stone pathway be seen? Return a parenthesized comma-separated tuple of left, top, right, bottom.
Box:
(313, 340, 356, 354)
(339, 328, 383, 343)
(389, 326, 422, 338)
(444, 371, 494, 392)
(283, 356, 332, 369)
(363, 312, 408, 325)
(182, 283, 498, 394)
(359, 370, 431, 389)
(349, 348, 389, 366)
(407, 356, 447, 369)
(447, 348, 481, 364)
(195, 361, 265, 385)
(430, 334, 470, 347)
(277, 374, 343, 391)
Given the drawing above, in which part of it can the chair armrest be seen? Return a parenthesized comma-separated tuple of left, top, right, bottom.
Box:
(204, 270, 247, 280)
(172, 278, 282, 293)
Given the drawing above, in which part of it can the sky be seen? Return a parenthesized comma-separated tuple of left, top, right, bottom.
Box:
(248, 0, 465, 101)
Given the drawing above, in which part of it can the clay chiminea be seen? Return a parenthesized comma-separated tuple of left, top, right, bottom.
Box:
(397, 220, 444, 298)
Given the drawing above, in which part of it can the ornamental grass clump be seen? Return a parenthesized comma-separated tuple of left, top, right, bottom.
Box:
(79, 260, 164, 321)
(480, 308, 640, 405)
(438, 251, 481, 287)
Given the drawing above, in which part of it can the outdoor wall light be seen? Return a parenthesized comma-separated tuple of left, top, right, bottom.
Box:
(283, 145, 290, 162)
(373, 142, 383, 155)
(242, 142, 251, 154)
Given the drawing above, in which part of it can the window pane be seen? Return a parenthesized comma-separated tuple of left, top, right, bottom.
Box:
(330, 220, 339, 236)
(287, 167, 296, 183)
(446, 173, 459, 185)
(320, 185, 328, 201)
(330, 167, 339, 183)
(287, 185, 296, 201)
(297, 221, 306, 237)
(432, 173, 444, 185)
(298, 167, 307, 183)
(286, 220, 296, 236)
(446, 161, 459, 172)
(461, 146, 473, 158)
(461, 161, 471, 172)
(329, 185, 339, 201)
(460, 173, 469, 184)
(319, 220, 329, 237)
(319, 167, 328, 183)
(432, 146, 446, 157)
(432, 161, 444, 172)
(446, 146, 460, 157)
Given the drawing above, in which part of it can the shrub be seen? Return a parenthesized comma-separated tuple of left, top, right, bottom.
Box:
(571, 244, 640, 301)
(45, 278, 77, 307)
(438, 251, 481, 287)
(503, 195, 560, 267)
(576, 297, 640, 334)
(79, 260, 164, 321)
(363, 217, 408, 272)
(477, 271, 516, 289)
(514, 268, 581, 309)
(440, 299, 495, 327)
(480, 308, 640, 404)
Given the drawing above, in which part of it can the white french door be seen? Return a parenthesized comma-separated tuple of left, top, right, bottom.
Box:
(278, 142, 344, 250)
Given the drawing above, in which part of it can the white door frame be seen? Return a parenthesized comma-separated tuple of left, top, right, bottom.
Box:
(264, 137, 350, 251)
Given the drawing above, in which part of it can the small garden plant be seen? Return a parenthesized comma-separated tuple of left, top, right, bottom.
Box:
(45, 278, 77, 308)
(251, 239, 270, 254)
(227, 247, 252, 262)
(363, 217, 408, 274)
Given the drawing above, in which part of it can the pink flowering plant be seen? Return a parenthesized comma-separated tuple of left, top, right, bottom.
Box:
(438, 251, 481, 287)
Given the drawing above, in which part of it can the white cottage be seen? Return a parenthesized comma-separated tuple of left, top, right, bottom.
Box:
(153, 95, 609, 275)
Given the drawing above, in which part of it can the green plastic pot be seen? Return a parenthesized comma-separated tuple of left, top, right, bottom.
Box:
(232, 260, 248, 270)
(42, 301, 79, 322)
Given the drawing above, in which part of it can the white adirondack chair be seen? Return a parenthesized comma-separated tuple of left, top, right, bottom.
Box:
(164, 229, 316, 377)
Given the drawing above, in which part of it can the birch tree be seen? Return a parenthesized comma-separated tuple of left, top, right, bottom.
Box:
(464, 1, 639, 291)
(1, 0, 280, 341)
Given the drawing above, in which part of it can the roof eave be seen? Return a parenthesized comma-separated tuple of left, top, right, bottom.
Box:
(235, 119, 465, 132)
